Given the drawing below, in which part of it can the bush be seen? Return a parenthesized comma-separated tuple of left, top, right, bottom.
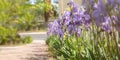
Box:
(0, 0, 34, 45)
(0, 26, 32, 45)
(23, 36, 32, 44)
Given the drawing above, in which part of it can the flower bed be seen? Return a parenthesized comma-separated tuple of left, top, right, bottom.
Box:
(46, 0, 120, 60)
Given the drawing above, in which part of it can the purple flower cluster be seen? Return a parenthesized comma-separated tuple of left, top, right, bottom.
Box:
(90, 0, 120, 32)
(47, 0, 91, 38)
(47, 20, 63, 38)
(101, 16, 111, 32)
(47, 0, 120, 38)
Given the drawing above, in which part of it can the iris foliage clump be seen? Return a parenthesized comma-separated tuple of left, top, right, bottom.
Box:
(46, 0, 120, 60)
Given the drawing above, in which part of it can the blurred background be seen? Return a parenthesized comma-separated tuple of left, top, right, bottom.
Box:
(0, 0, 81, 45)
(0, 0, 82, 31)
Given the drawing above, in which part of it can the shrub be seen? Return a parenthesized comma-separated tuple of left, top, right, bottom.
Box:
(0, 0, 34, 45)
(22, 36, 32, 44)
(0, 26, 32, 45)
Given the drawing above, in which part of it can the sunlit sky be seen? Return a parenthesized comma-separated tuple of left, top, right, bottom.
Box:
(30, 0, 35, 4)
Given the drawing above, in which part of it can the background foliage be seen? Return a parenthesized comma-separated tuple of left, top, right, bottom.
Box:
(0, 0, 55, 45)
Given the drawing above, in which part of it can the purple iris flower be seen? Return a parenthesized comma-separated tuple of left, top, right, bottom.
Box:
(82, 0, 94, 8)
(93, 3, 98, 10)
(63, 11, 71, 17)
(101, 24, 111, 32)
(67, 0, 79, 13)
(47, 20, 63, 38)
(56, 28, 63, 38)
(71, 4, 79, 13)
(88, 0, 94, 8)
(101, 16, 111, 32)
(92, 9, 100, 20)
(116, 0, 120, 5)
(97, 0, 107, 15)
(67, 24, 81, 37)
(68, 24, 76, 35)
(84, 15, 91, 28)
(82, 0, 87, 5)
(84, 14, 90, 21)
(77, 28, 81, 37)
(62, 11, 71, 25)
(92, 7, 101, 26)
(82, 13, 91, 30)
(72, 12, 82, 26)
(92, 0, 108, 26)
(67, 0, 74, 6)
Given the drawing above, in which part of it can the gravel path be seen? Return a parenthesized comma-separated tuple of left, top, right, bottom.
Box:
(0, 32, 51, 60)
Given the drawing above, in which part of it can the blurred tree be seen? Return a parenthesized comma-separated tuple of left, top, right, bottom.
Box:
(0, 0, 35, 30)
(34, 0, 53, 23)
(0, 0, 34, 45)
(52, 5, 58, 18)
(0, 0, 54, 31)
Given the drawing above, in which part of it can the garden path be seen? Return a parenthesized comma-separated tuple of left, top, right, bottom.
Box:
(0, 32, 52, 60)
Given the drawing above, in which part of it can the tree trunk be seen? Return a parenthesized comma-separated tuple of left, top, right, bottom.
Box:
(44, 11, 49, 25)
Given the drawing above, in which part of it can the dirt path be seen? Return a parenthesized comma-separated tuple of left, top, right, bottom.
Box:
(0, 40, 50, 60)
